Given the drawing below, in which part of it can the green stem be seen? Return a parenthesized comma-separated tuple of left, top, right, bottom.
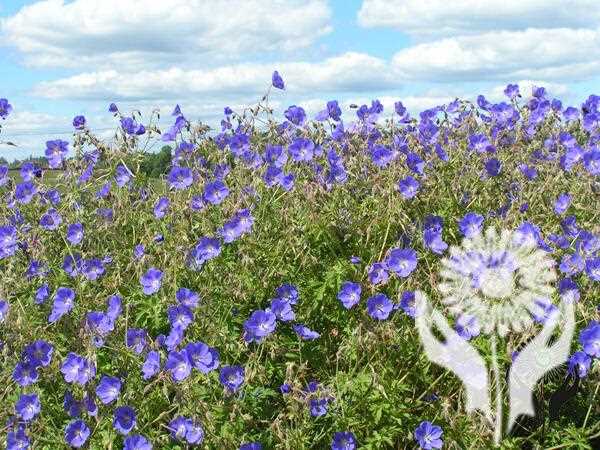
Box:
(491, 335, 502, 446)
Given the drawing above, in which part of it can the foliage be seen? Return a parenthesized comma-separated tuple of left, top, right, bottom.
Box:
(0, 84, 599, 450)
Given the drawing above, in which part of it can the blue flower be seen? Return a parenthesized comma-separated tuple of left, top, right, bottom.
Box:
(331, 431, 357, 450)
(219, 365, 244, 392)
(244, 310, 277, 343)
(95, 375, 122, 404)
(568, 351, 591, 378)
(64, 419, 90, 448)
(579, 321, 600, 357)
(385, 248, 417, 277)
(366, 293, 393, 320)
(114, 406, 137, 435)
(272, 71, 284, 89)
(293, 324, 320, 340)
(337, 281, 361, 309)
(414, 421, 443, 449)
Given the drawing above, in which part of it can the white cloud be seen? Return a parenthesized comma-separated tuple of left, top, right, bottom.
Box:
(358, 0, 600, 36)
(31, 52, 396, 101)
(1, 0, 332, 69)
(391, 28, 600, 82)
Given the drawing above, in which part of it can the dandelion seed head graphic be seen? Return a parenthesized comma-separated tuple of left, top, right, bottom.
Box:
(437, 226, 557, 336)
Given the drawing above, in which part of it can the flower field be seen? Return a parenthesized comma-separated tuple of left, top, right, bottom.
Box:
(0, 76, 599, 449)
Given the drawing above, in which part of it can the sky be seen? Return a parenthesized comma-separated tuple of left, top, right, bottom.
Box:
(1, 0, 600, 160)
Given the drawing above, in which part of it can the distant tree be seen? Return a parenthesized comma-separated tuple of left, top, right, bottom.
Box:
(140, 146, 172, 178)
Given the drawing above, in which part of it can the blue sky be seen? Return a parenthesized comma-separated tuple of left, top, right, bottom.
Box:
(1, 0, 600, 160)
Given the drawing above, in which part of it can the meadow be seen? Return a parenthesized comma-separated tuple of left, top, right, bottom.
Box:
(0, 78, 599, 449)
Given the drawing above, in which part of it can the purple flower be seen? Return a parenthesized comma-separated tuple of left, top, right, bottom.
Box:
(45, 139, 69, 168)
(153, 197, 170, 218)
(66, 223, 84, 245)
(168, 416, 204, 445)
(49, 287, 76, 323)
(280, 383, 291, 394)
(13, 361, 39, 387)
(114, 406, 137, 435)
(81, 258, 105, 281)
(568, 351, 591, 378)
(331, 431, 357, 450)
(185, 342, 219, 374)
(293, 324, 320, 340)
(6, 425, 29, 450)
(288, 137, 315, 162)
(115, 164, 132, 187)
(309, 398, 329, 417)
(398, 176, 420, 199)
(484, 158, 502, 176)
(240, 443, 262, 450)
(60, 353, 95, 385)
(187, 237, 221, 270)
(123, 434, 152, 450)
(15, 181, 38, 204)
(176, 288, 200, 309)
(554, 193, 571, 215)
(133, 244, 145, 260)
(386, 248, 417, 277)
(190, 195, 205, 211)
(337, 281, 361, 309)
(126, 328, 147, 354)
(107, 295, 123, 320)
(579, 321, 600, 357)
(284, 105, 306, 126)
(140, 268, 163, 295)
(399, 290, 422, 318)
(269, 297, 295, 321)
(39, 208, 62, 230)
(468, 134, 494, 153)
(584, 148, 600, 176)
(142, 351, 161, 380)
(73, 115, 86, 129)
(275, 284, 299, 305)
(504, 83, 520, 99)
(219, 365, 244, 392)
(414, 421, 443, 449)
(458, 212, 484, 238)
(559, 251, 584, 275)
(370, 145, 395, 168)
(244, 310, 277, 343)
(64, 420, 90, 448)
(168, 304, 194, 331)
(166, 350, 192, 382)
(0, 225, 18, 258)
(531, 297, 559, 324)
(455, 314, 480, 340)
(20, 162, 40, 181)
(121, 117, 145, 135)
(96, 375, 122, 404)
(367, 262, 389, 285)
(203, 180, 229, 205)
(366, 293, 393, 320)
(559, 277, 580, 303)
(167, 166, 193, 190)
(272, 70, 284, 89)
(0, 299, 8, 323)
(15, 393, 41, 421)
(586, 257, 600, 281)
(423, 215, 448, 254)
(0, 98, 13, 119)
(23, 340, 54, 367)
